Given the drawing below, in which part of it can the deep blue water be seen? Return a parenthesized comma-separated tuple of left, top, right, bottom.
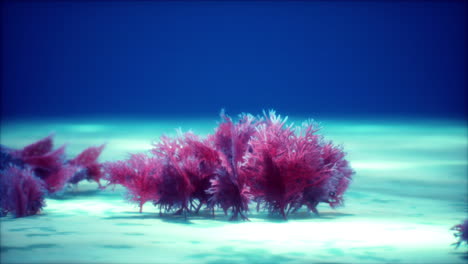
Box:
(1, 0, 466, 120)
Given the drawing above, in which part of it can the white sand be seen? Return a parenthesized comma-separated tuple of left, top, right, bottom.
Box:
(1, 117, 467, 264)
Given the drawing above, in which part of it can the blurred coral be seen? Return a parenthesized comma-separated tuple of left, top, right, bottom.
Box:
(0, 135, 105, 217)
(452, 219, 468, 248)
(0, 166, 46, 217)
(68, 145, 106, 188)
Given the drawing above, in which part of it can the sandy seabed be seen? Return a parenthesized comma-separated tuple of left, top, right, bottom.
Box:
(1, 117, 467, 264)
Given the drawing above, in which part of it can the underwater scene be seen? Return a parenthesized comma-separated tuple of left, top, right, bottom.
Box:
(1, 1, 467, 264)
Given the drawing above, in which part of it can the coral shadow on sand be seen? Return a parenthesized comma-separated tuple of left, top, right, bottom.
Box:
(1, 243, 58, 253)
(450, 252, 468, 261)
(100, 210, 354, 225)
(47, 189, 102, 200)
(188, 246, 346, 264)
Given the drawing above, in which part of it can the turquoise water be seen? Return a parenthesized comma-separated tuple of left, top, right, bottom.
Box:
(1, 117, 467, 263)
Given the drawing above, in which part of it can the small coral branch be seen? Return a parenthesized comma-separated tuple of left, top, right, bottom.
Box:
(452, 219, 468, 248)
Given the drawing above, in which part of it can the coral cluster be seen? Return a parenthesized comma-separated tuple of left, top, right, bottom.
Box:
(0, 135, 105, 217)
(105, 111, 354, 220)
(1, 110, 354, 220)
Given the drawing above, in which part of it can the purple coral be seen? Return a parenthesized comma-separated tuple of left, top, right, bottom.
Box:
(7, 135, 71, 193)
(316, 142, 353, 209)
(0, 146, 24, 170)
(0, 135, 105, 217)
(452, 219, 468, 248)
(152, 132, 220, 216)
(0, 166, 46, 218)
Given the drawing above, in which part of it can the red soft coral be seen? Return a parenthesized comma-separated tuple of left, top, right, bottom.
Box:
(105, 153, 160, 213)
(247, 111, 324, 219)
(23, 145, 66, 175)
(178, 133, 221, 213)
(152, 134, 196, 215)
(22, 145, 74, 193)
(207, 112, 256, 220)
(45, 165, 79, 193)
(6, 135, 74, 193)
(17, 134, 54, 158)
(68, 145, 106, 187)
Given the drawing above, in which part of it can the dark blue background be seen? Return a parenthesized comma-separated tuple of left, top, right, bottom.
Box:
(1, 1, 466, 119)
